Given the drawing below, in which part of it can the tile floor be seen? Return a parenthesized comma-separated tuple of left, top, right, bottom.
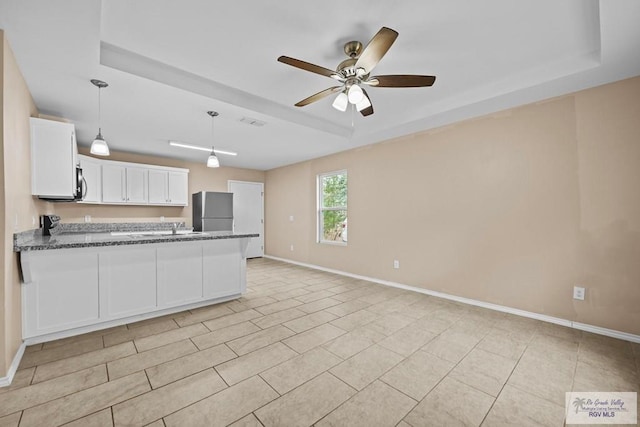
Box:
(1, 258, 639, 426)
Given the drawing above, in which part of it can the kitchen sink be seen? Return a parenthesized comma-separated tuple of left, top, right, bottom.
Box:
(111, 230, 206, 237)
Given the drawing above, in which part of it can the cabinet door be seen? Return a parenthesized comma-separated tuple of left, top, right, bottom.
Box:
(22, 250, 100, 338)
(157, 244, 203, 308)
(30, 118, 77, 198)
(102, 164, 127, 203)
(168, 171, 189, 205)
(148, 170, 168, 204)
(126, 167, 148, 203)
(79, 156, 101, 203)
(203, 239, 244, 299)
(99, 248, 157, 319)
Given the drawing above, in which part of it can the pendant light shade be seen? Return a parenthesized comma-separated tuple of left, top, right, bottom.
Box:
(90, 130, 110, 156)
(332, 92, 348, 112)
(207, 149, 220, 168)
(206, 111, 220, 168)
(90, 79, 110, 156)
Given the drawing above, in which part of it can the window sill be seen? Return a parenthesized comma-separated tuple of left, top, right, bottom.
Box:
(318, 240, 347, 247)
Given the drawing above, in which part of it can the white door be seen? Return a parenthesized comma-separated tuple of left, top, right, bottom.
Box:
(228, 181, 264, 258)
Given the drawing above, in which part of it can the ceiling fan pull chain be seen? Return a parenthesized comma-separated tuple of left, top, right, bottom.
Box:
(351, 103, 355, 128)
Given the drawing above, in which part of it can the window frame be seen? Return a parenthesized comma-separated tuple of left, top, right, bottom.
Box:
(317, 169, 348, 246)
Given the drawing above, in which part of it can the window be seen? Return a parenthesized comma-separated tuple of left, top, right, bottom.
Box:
(318, 170, 347, 244)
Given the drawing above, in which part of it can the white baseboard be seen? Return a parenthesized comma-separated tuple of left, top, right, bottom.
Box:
(0, 341, 27, 387)
(264, 255, 640, 344)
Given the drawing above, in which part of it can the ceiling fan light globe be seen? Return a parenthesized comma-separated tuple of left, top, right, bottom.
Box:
(355, 96, 372, 112)
(207, 153, 220, 168)
(332, 92, 348, 112)
(90, 133, 110, 156)
(348, 84, 364, 104)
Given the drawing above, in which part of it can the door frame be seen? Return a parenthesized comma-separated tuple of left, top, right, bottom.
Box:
(228, 180, 264, 257)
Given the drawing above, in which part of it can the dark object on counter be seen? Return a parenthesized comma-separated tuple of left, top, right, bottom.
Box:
(192, 191, 234, 232)
(41, 215, 60, 236)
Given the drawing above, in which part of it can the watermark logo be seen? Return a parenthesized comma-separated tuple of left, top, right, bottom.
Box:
(566, 392, 637, 424)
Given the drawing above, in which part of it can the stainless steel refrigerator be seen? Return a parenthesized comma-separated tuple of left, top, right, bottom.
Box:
(192, 191, 234, 232)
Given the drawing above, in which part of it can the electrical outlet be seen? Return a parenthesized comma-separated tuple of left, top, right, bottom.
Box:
(290, 244, 294, 251)
(160, 216, 165, 222)
(289, 215, 294, 222)
(573, 286, 585, 300)
(393, 260, 400, 269)
(84, 215, 91, 223)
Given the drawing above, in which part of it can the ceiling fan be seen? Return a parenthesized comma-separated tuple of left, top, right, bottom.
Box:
(278, 27, 436, 117)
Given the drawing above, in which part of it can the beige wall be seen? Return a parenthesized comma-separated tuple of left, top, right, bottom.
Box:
(265, 76, 640, 336)
(55, 149, 265, 226)
(0, 32, 50, 376)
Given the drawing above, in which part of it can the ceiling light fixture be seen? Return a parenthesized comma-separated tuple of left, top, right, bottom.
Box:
(355, 95, 371, 112)
(332, 92, 348, 112)
(168, 141, 237, 156)
(90, 79, 110, 156)
(207, 111, 220, 168)
(347, 84, 364, 104)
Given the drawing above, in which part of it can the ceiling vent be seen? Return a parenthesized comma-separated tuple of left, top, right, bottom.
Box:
(239, 117, 266, 127)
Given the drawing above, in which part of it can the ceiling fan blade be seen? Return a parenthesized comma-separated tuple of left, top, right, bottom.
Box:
(278, 56, 341, 79)
(354, 27, 399, 75)
(294, 86, 343, 107)
(360, 89, 374, 117)
(366, 75, 436, 87)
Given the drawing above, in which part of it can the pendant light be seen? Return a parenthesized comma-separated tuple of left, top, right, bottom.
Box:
(90, 79, 110, 156)
(206, 111, 220, 168)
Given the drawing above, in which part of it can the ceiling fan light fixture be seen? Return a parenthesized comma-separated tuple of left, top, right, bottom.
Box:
(347, 84, 364, 104)
(355, 96, 371, 112)
(207, 149, 220, 168)
(332, 92, 348, 112)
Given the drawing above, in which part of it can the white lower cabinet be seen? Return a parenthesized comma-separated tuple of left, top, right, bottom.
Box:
(157, 244, 203, 308)
(203, 239, 245, 299)
(21, 238, 251, 340)
(22, 251, 99, 336)
(99, 248, 157, 319)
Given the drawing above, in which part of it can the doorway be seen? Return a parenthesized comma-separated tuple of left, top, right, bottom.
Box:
(228, 180, 264, 258)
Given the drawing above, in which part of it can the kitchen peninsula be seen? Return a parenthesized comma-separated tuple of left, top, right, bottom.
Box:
(15, 223, 258, 343)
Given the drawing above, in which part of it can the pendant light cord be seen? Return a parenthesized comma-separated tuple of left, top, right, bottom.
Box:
(97, 86, 102, 133)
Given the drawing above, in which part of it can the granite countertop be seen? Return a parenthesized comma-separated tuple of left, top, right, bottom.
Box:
(14, 222, 258, 252)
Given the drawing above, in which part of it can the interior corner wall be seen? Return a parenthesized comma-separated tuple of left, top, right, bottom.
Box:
(54, 148, 265, 225)
(264, 75, 640, 336)
(1, 31, 49, 377)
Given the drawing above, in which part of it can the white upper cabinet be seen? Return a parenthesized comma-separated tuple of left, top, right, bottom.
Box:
(78, 155, 102, 203)
(168, 171, 189, 205)
(126, 166, 148, 204)
(101, 164, 127, 203)
(148, 169, 168, 204)
(30, 117, 78, 199)
(102, 164, 149, 204)
(148, 169, 189, 206)
(97, 158, 188, 206)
